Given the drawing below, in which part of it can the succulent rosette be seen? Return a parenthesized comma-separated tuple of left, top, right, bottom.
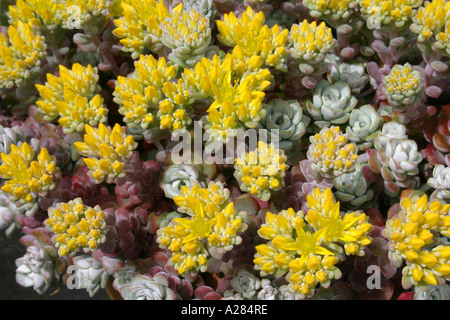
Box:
(303, 80, 358, 128)
(160, 164, 207, 199)
(327, 55, 371, 96)
(369, 137, 423, 196)
(258, 98, 309, 150)
(346, 105, 383, 150)
(427, 165, 450, 200)
(333, 164, 375, 209)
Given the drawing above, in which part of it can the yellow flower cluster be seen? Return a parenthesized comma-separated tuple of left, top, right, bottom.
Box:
(158, 78, 193, 131)
(254, 188, 372, 298)
(234, 142, 288, 201)
(217, 6, 289, 70)
(382, 63, 424, 107)
(383, 63, 422, 95)
(74, 123, 138, 183)
(8, 0, 64, 26)
(435, 20, 450, 56)
(307, 126, 358, 178)
(306, 188, 373, 256)
(0, 20, 46, 89)
(36, 63, 106, 134)
(360, 0, 423, 29)
(160, 8, 211, 69)
(0, 143, 59, 205)
(113, 0, 173, 58)
(45, 198, 107, 257)
(411, 0, 450, 42)
(113, 55, 178, 130)
(288, 20, 336, 67)
(383, 193, 450, 289)
(302, 0, 359, 25)
(173, 181, 231, 217)
(182, 53, 271, 140)
(157, 183, 247, 276)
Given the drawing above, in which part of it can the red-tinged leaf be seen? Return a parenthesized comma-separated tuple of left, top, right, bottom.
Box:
(365, 208, 384, 226)
(349, 270, 368, 293)
(387, 203, 401, 220)
(370, 225, 384, 238)
(194, 286, 215, 299)
(425, 144, 445, 165)
(368, 237, 388, 257)
(433, 133, 450, 152)
(397, 291, 414, 300)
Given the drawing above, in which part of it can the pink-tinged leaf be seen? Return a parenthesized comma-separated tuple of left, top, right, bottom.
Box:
(387, 203, 401, 220)
(216, 276, 233, 295)
(252, 195, 269, 209)
(340, 47, 356, 58)
(301, 76, 317, 89)
(194, 286, 215, 299)
(370, 226, 384, 239)
(368, 237, 388, 257)
(366, 61, 383, 83)
(379, 255, 398, 279)
(235, 194, 260, 214)
(178, 279, 194, 300)
(122, 242, 141, 260)
(425, 85, 443, 98)
(397, 291, 414, 300)
(366, 149, 381, 173)
(371, 40, 389, 56)
(99, 240, 118, 255)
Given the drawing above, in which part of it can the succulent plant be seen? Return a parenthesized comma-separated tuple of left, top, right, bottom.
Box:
(271, 159, 335, 213)
(327, 55, 371, 96)
(254, 279, 279, 300)
(427, 164, 450, 200)
(414, 284, 450, 300)
(0, 124, 25, 161)
(102, 206, 152, 260)
(15, 228, 65, 295)
(368, 137, 423, 196)
(112, 263, 138, 292)
(373, 121, 408, 150)
(70, 255, 109, 297)
(115, 153, 163, 209)
(160, 8, 212, 69)
(119, 274, 178, 300)
(382, 63, 425, 108)
(303, 80, 358, 128)
(333, 164, 375, 209)
(346, 105, 383, 151)
(258, 98, 309, 150)
(423, 105, 450, 166)
(160, 164, 206, 199)
(228, 268, 262, 299)
(182, 0, 217, 25)
(307, 126, 359, 179)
